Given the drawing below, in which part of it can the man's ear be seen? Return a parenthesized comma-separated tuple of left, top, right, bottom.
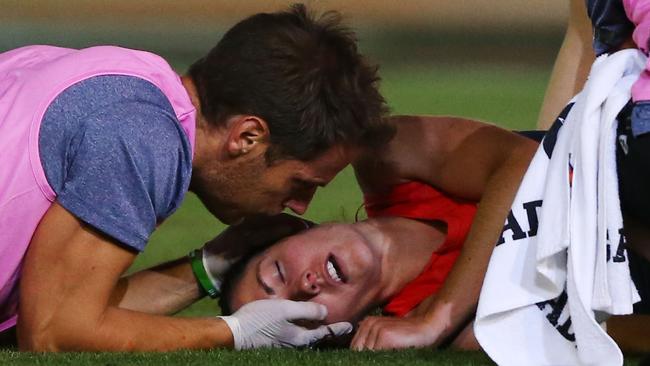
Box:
(225, 115, 269, 158)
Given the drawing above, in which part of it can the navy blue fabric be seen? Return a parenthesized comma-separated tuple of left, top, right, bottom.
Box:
(515, 130, 546, 143)
(617, 103, 650, 314)
(629, 250, 650, 314)
(631, 101, 650, 137)
(39, 75, 193, 251)
(586, 0, 635, 55)
(616, 102, 650, 226)
(584, 1, 650, 136)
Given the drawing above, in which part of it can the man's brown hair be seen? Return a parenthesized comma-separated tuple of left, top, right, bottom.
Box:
(188, 3, 392, 161)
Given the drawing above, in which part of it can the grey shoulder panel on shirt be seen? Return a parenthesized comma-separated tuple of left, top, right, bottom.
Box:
(38, 75, 193, 251)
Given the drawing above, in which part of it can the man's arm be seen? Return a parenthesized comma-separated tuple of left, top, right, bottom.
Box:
(19, 205, 340, 351)
(18, 202, 233, 351)
(352, 116, 538, 350)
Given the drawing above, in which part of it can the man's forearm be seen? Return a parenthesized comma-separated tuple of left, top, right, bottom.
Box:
(423, 139, 537, 344)
(20, 305, 233, 351)
(111, 257, 205, 315)
(22, 203, 343, 351)
(101, 310, 233, 351)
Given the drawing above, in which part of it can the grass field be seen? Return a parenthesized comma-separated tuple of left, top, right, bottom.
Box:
(9, 63, 638, 365)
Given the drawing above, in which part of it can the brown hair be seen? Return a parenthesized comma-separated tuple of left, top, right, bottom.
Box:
(188, 3, 393, 161)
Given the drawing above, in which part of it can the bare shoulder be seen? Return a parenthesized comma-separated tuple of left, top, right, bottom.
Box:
(354, 115, 536, 199)
(354, 115, 490, 190)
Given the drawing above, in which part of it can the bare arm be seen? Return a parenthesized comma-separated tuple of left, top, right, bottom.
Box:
(110, 258, 202, 315)
(423, 121, 537, 343)
(18, 202, 233, 351)
(111, 213, 313, 315)
(352, 116, 538, 350)
(536, 0, 594, 130)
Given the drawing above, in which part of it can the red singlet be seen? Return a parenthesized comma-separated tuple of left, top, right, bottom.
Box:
(364, 181, 477, 317)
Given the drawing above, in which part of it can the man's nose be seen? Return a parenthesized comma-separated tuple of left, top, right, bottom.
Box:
(284, 186, 318, 215)
(298, 270, 322, 296)
(284, 199, 309, 215)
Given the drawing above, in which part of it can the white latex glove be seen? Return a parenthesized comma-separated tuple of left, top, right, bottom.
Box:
(219, 299, 353, 349)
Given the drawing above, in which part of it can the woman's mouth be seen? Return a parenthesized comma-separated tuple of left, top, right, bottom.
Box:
(325, 254, 347, 283)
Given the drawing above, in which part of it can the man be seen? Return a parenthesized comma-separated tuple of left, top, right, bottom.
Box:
(0, 4, 390, 351)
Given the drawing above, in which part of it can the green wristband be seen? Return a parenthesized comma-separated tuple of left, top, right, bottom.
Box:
(189, 249, 220, 299)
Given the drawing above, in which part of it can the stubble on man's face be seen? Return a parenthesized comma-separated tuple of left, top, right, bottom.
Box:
(190, 144, 354, 224)
(190, 153, 271, 225)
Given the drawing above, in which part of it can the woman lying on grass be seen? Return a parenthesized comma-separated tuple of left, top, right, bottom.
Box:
(217, 182, 480, 350)
(214, 112, 649, 353)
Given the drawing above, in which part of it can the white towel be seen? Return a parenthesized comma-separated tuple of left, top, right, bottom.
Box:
(474, 49, 644, 366)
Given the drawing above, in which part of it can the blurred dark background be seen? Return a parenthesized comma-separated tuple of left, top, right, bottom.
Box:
(0, 0, 567, 69)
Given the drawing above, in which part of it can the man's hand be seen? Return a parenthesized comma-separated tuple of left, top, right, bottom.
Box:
(350, 315, 444, 351)
(220, 299, 352, 349)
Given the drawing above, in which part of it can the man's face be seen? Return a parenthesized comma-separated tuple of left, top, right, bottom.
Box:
(228, 224, 384, 323)
(192, 144, 353, 224)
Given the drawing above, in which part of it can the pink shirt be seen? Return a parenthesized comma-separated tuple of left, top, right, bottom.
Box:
(624, 0, 650, 101)
(0, 46, 196, 331)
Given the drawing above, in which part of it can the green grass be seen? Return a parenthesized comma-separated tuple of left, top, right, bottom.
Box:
(1, 349, 644, 366)
(381, 64, 550, 129)
(0, 349, 497, 366)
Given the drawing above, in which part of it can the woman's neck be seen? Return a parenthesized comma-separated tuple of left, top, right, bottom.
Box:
(360, 216, 447, 304)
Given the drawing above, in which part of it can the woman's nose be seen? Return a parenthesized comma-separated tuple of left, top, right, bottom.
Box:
(298, 270, 322, 296)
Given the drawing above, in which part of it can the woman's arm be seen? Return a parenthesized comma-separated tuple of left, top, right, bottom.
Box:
(352, 116, 538, 350)
(111, 213, 314, 315)
(110, 258, 201, 315)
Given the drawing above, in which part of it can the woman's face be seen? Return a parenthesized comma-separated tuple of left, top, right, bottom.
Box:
(227, 223, 384, 323)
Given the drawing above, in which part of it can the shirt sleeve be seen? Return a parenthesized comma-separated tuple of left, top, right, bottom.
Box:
(56, 100, 191, 251)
